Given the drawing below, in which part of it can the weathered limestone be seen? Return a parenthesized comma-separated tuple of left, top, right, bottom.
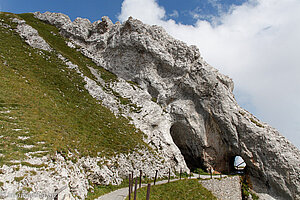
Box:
(13, 18, 52, 52)
(33, 12, 300, 200)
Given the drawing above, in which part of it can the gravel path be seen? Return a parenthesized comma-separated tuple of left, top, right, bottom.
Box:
(96, 174, 223, 200)
(199, 176, 242, 200)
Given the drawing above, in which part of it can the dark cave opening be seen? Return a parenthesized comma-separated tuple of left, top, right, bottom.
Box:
(170, 122, 204, 171)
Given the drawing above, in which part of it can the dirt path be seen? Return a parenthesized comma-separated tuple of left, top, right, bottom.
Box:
(96, 174, 222, 200)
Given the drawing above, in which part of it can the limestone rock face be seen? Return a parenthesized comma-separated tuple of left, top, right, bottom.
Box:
(35, 12, 300, 199)
(13, 18, 52, 52)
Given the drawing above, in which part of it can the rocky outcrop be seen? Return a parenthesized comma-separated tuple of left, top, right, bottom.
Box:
(0, 148, 168, 199)
(13, 18, 52, 52)
(34, 12, 300, 200)
(0, 153, 88, 199)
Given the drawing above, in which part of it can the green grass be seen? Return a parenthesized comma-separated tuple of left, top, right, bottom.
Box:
(250, 118, 264, 128)
(20, 162, 47, 168)
(240, 175, 259, 200)
(193, 168, 211, 175)
(0, 12, 151, 166)
(14, 176, 25, 182)
(151, 97, 157, 103)
(23, 187, 33, 192)
(126, 179, 217, 200)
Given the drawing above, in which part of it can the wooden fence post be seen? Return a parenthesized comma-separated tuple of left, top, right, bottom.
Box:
(131, 172, 134, 193)
(134, 178, 138, 200)
(168, 168, 170, 183)
(180, 168, 182, 180)
(139, 170, 142, 188)
(129, 173, 131, 200)
(146, 183, 151, 200)
(210, 168, 212, 179)
(154, 170, 158, 185)
(54, 189, 58, 200)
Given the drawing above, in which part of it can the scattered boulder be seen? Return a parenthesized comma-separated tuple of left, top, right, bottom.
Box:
(13, 18, 52, 52)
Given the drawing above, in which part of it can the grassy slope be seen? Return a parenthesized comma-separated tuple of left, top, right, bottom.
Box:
(0, 12, 149, 166)
(127, 179, 217, 200)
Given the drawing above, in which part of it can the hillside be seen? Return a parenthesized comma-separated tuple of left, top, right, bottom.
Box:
(0, 12, 167, 199)
(0, 12, 151, 161)
(0, 11, 299, 199)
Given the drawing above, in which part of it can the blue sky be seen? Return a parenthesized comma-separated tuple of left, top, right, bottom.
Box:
(1, 0, 246, 24)
(1, 0, 300, 148)
(0, 0, 124, 22)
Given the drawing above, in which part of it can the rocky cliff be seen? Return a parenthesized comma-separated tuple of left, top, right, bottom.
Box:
(0, 11, 299, 199)
(34, 12, 300, 199)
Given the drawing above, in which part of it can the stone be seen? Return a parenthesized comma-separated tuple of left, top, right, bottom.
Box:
(34, 12, 72, 28)
(13, 18, 52, 52)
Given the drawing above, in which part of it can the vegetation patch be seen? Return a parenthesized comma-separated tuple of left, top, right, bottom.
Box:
(240, 175, 259, 200)
(110, 89, 142, 113)
(193, 168, 211, 175)
(14, 176, 25, 182)
(151, 97, 157, 103)
(23, 187, 33, 192)
(127, 80, 142, 90)
(20, 162, 47, 168)
(28, 170, 37, 176)
(250, 118, 264, 128)
(239, 110, 246, 116)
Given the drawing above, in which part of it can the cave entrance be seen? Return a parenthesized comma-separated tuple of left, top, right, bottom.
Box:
(170, 122, 203, 171)
(230, 155, 246, 174)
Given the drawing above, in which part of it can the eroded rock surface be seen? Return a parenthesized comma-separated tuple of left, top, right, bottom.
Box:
(30, 12, 300, 199)
(13, 18, 52, 52)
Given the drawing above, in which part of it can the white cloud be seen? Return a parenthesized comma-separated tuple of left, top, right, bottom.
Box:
(118, 0, 165, 24)
(118, 0, 300, 148)
(189, 7, 218, 22)
(169, 10, 179, 18)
